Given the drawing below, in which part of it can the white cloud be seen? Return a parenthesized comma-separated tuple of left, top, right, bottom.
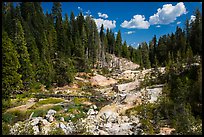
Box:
(114, 32, 118, 35)
(94, 18, 116, 31)
(177, 21, 181, 24)
(156, 25, 161, 28)
(189, 15, 196, 24)
(126, 31, 135, 34)
(130, 42, 140, 48)
(98, 12, 108, 19)
(78, 6, 83, 11)
(149, 2, 187, 25)
(120, 15, 150, 29)
(85, 10, 91, 15)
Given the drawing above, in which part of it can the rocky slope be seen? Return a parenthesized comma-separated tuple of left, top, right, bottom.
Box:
(6, 55, 173, 135)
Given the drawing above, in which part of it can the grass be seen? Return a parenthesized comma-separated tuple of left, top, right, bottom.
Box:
(2, 122, 10, 135)
(51, 105, 64, 111)
(30, 98, 64, 109)
(2, 110, 29, 124)
(48, 127, 65, 135)
(31, 109, 47, 117)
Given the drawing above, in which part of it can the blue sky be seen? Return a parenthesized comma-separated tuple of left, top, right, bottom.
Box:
(41, 2, 201, 48)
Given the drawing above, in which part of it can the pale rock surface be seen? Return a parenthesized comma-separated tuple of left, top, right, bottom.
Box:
(90, 74, 117, 87)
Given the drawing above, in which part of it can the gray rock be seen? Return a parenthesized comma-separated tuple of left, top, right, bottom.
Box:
(109, 124, 120, 134)
(41, 119, 50, 125)
(130, 116, 139, 124)
(104, 123, 112, 129)
(113, 80, 139, 93)
(66, 122, 75, 134)
(107, 114, 118, 123)
(59, 122, 66, 129)
(121, 116, 129, 122)
(60, 117, 65, 122)
(48, 115, 54, 122)
(99, 130, 109, 135)
(120, 123, 132, 131)
(33, 125, 40, 135)
(47, 109, 56, 116)
(41, 124, 51, 135)
(87, 109, 96, 115)
(31, 118, 40, 126)
(91, 105, 97, 110)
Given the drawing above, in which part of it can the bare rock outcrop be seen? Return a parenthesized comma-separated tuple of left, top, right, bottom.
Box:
(90, 74, 117, 87)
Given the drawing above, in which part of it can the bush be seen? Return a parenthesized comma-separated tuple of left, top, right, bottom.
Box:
(51, 105, 64, 111)
(2, 122, 10, 135)
(2, 99, 11, 112)
(31, 109, 47, 117)
(101, 67, 110, 75)
(2, 113, 16, 124)
(31, 98, 64, 108)
(48, 128, 65, 135)
(2, 110, 29, 124)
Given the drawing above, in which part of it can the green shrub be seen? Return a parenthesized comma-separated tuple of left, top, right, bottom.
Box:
(2, 99, 11, 112)
(101, 67, 110, 75)
(31, 98, 64, 109)
(48, 128, 65, 135)
(2, 113, 16, 124)
(51, 105, 64, 111)
(2, 122, 11, 135)
(2, 110, 29, 124)
(31, 109, 47, 117)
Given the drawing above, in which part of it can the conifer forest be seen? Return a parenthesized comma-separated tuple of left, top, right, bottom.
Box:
(2, 2, 202, 135)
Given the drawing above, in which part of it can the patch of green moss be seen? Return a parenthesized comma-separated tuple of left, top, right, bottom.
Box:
(30, 98, 64, 109)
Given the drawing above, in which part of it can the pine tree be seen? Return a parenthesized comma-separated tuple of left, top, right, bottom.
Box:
(99, 24, 106, 67)
(4, 2, 16, 40)
(190, 9, 202, 55)
(51, 2, 62, 24)
(140, 42, 151, 69)
(157, 36, 168, 66)
(122, 41, 129, 59)
(13, 20, 35, 90)
(115, 30, 122, 57)
(2, 31, 23, 99)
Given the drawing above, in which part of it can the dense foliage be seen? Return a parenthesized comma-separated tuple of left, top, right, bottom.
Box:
(2, 2, 202, 135)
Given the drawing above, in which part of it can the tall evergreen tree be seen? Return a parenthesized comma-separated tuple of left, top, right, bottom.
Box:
(190, 9, 202, 55)
(2, 31, 23, 99)
(13, 20, 35, 89)
(51, 2, 62, 24)
(140, 42, 151, 69)
(115, 30, 122, 57)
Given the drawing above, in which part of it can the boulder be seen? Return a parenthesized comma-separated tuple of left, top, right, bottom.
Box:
(91, 105, 97, 110)
(60, 117, 65, 122)
(87, 109, 96, 115)
(30, 118, 40, 126)
(90, 74, 117, 87)
(159, 127, 175, 135)
(113, 80, 139, 93)
(99, 130, 109, 135)
(33, 126, 40, 135)
(47, 109, 56, 116)
(41, 124, 51, 135)
(30, 117, 43, 126)
(47, 115, 54, 122)
(41, 119, 50, 126)
(59, 122, 66, 129)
